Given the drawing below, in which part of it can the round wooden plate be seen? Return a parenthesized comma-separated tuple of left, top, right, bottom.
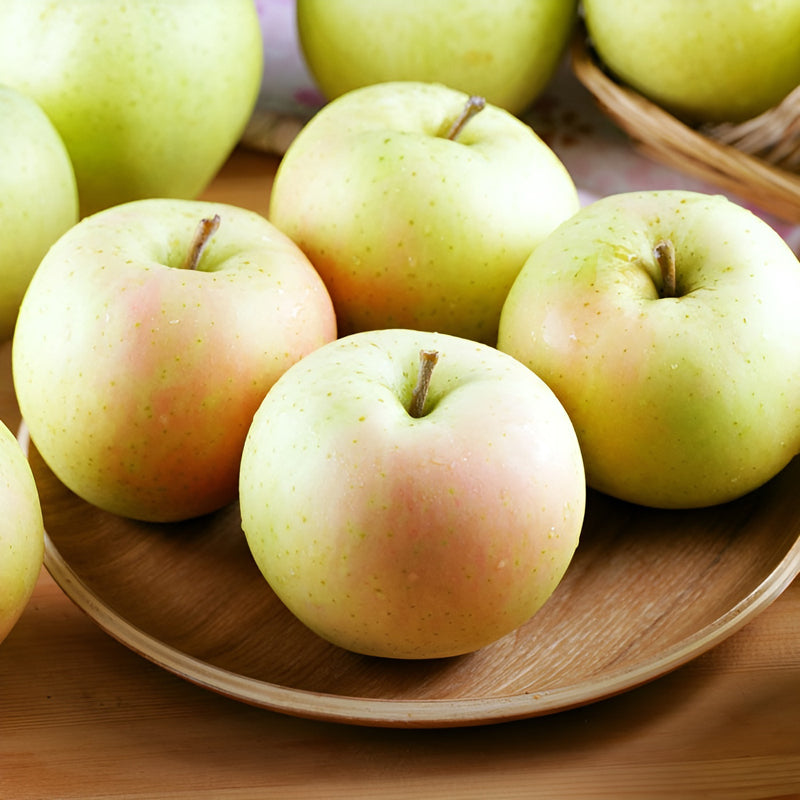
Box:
(20, 424, 800, 729)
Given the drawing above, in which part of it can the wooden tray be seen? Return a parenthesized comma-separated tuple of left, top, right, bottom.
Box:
(20, 425, 800, 729)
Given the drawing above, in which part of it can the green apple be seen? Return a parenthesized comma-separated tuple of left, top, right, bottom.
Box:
(240, 328, 586, 660)
(0, 420, 44, 645)
(0, 0, 262, 218)
(0, 86, 78, 342)
(497, 190, 800, 509)
(297, 0, 578, 115)
(269, 81, 579, 346)
(12, 198, 337, 523)
(582, 0, 800, 123)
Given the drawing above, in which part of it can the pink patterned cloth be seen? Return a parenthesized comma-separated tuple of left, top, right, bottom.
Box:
(254, 0, 324, 118)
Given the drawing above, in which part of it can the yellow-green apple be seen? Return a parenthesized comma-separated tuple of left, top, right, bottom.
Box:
(582, 0, 800, 123)
(0, 86, 78, 342)
(0, 0, 262, 217)
(12, 198, 337, 523)
(497, 190, 800, 509)
(0, 420, 44, 645)
(239, 328, 586, 659)
(269, 81, 579, 345)
(296, 0, 578, 115)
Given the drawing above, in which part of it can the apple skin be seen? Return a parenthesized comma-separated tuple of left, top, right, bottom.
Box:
(239, 328, 586, 660)
(0, 86, 78, 342)
(0, 0, 262, 218)
(497, 190, 800, 509)
(12, 199, 337, 523)
(269, 81, 579, 346)
(0, 420, 44, 645)
(582, 0, 800, 123)
(296, 0, 578, 115)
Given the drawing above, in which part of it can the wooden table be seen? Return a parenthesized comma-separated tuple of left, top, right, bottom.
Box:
(1, 148, 798, 800)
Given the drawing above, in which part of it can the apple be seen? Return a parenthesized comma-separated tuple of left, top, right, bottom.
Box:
(497, 190, 800, 509)
(239, 328, 586, 660)
(269, 81, 579, 346)
(0, 86, 78, 342)
(12, 198, 337, 523)
(0, 420, 44, 645)
(296, 0, 578, 116)
(0, 0, 263, 217)
(582, 0, 800, 123)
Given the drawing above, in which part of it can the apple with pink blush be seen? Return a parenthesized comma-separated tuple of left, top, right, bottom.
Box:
(12, 198, 336, 522)
(498, 190, 800, 509)
(240, 328, 586, 659)
(269, 81, 579, 345)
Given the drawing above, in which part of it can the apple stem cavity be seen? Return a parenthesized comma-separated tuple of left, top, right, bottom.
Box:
(183, 214, 221, 270)
(408, 349, 440, 418)
(443, 95, 486, 141)
(654, 238, 678, 298)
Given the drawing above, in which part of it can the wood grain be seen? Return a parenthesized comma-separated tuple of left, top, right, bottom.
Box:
(1, 149, 799, 797)
(23, 426, 800, 727)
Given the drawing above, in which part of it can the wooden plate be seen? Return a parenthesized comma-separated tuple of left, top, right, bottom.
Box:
(20, 425, 800, 728)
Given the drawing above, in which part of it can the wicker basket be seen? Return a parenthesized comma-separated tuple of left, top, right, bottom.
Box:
(571, 29, 800, 225)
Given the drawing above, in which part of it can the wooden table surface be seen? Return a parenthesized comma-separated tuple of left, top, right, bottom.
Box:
(1, 148, 799, 800)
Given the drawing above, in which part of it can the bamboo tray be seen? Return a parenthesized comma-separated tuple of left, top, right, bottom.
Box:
(20, 425, 800, 729)
(571, 29, 800, 225)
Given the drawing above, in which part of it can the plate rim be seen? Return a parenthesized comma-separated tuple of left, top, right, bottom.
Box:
(40, 510, 800, 729)
(22, 424, 800, 728)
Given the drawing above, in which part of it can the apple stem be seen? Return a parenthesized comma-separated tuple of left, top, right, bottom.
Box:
(654, 238, 677, 298)
(183, 214, 221, 270)
(443, 95, 486, 141)
(408, 349, 440, 418)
